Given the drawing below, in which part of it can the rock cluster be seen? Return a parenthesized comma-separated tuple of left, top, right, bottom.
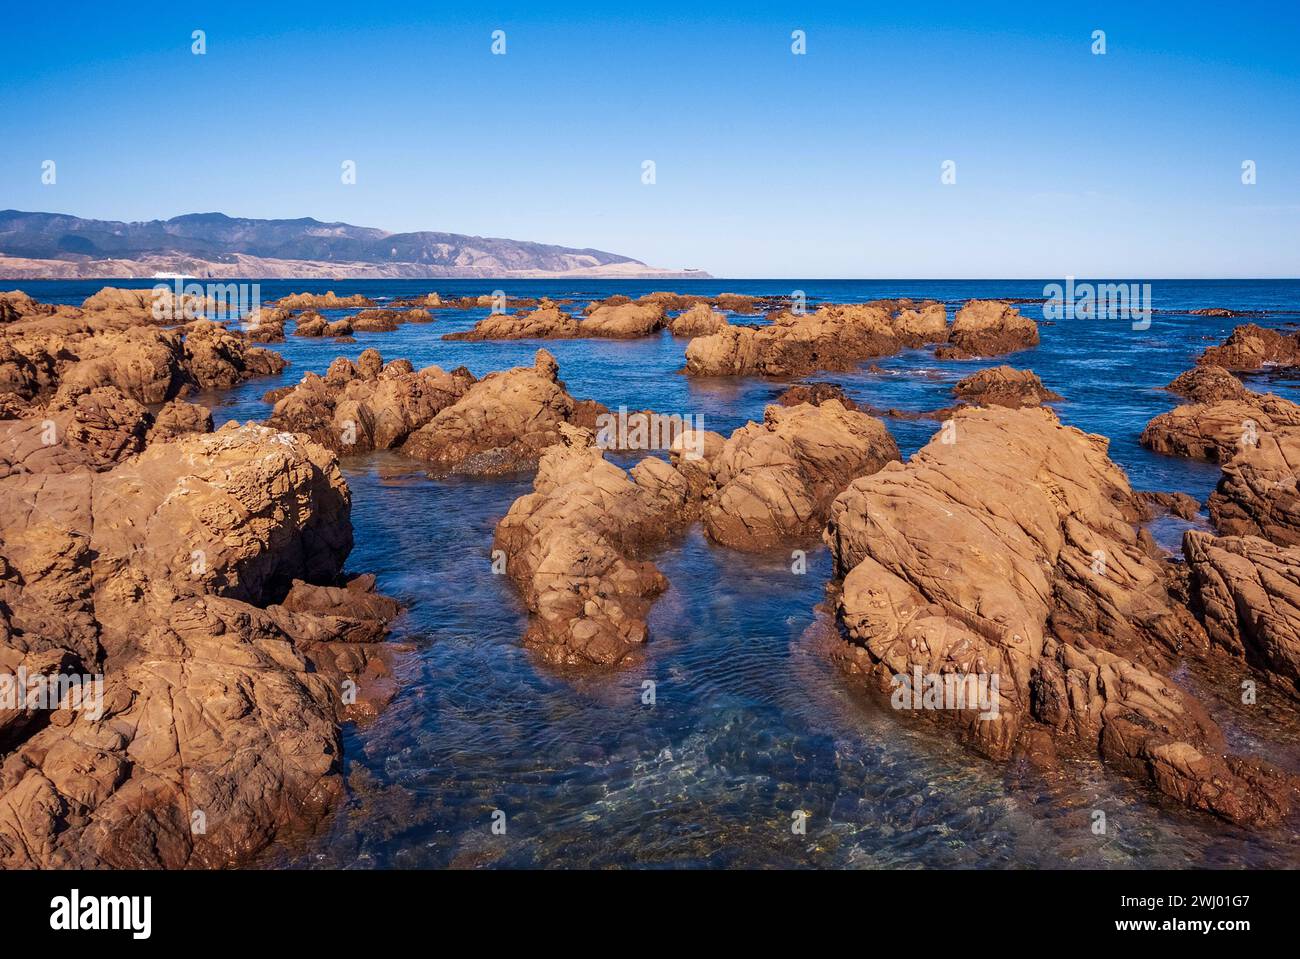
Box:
(493, 399, 898, 664)
(275, 291, 374, 310)
(1140, 366, 1300, 462)
(685, 299, 951, 377)
(267, 349, 474, 454)
(400, 349, 600, 474)
(0, 292, 285, 416)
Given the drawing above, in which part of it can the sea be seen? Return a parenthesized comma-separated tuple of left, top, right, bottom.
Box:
(10, 277, 1300, 868)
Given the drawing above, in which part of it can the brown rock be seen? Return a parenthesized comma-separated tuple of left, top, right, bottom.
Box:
(400, 349, 587, 474)
(1140, 389, 1300, 462)
(1208, 430, 1300, 544)
(1183, 531, 1300, 693)
(775, 382, 858, 409)
(934, 300, 1039, 359)
(952, 366, 1061, 408)
(275, 291, 373, 311)
(0, 422, 398, 867)
(579, 302, 666, 338)
(704, 401, 899, 551)
(493, 425, 690, 666)
(822, 406, 1290, 826)
(685, 299, 947, 377)
(267, 350, 470, 454)
(444, 300, 579, 340)
(1199, 324, 1300, 371)
(668, 303, 726, 337)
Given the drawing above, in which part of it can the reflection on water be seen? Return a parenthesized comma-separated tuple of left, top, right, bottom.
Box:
(17, 278, 1300, 867)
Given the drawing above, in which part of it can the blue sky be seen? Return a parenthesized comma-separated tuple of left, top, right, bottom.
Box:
(2, 1, 1298, 277)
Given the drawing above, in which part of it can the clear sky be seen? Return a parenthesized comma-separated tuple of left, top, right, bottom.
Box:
(3, 1, 1298, 277)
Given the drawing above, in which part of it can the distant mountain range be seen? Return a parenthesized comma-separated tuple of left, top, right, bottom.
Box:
(0, 211, 709, 279)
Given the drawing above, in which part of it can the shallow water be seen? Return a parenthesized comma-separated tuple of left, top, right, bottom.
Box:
(14, 278, 1300, 868)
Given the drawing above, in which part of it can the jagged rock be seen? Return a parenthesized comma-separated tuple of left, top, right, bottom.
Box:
(444, 300, 579, 340)
(935, 300, 1039, 359)
(1183, 531, 1300, 693)
(775, 382, 858, 409)
(267, 349, 471, 453)
(0, 422, 397, 867)
(1137, 490, 1203, 522)
(822, 406, 1291, 826)
(181, 320, 286, 390)
(0, 300, 285, 406)
(1199, 324, 1300, 371)
(952, 366, 1061, 408)
(1140, 375, 1300, 462)
(146, 399, 214, 444)
(493, 425, 690, 666)
(685, 299, 947, 377)
(1208, 430, 1300, 545)
(275, 291, 373, 310)
(704, 401, 899, 551)
(0, 386, 149, 477)
(401, 349, 588, 474)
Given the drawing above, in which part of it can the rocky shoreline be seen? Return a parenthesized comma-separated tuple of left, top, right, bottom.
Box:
(2, 286, 1300, 866)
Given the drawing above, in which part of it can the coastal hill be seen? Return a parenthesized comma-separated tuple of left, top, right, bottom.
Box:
(0, 210, 709, 280)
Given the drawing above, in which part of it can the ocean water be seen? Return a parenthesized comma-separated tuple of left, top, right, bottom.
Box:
(12, 278, 1300, 868)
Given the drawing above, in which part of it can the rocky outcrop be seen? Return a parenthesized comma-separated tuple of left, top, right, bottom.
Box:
(775, 382, 858, 409)
(952, 366, 1061, 408)
(0, 422, 398, 867)
(579, 302, 665, 338)
(401, 349, 588, 474)
(0, 382, 212, 478)
(1207, 430, 1300, 545)
(703, 401, 899, 551)
(293, 311, 351, 338)
(668, 303, 726, 337)
(822, 406, 1292, 827)
(685, 299, 948, 377)
(267, 349, 473, 454)
(0, 295, 286, 407)
(934, 301, 1039, 359)
(1183, 532, 1300, 694)
(445, 299, 667, 340)
(1167, 365, 1252, 404)
(491, 397, 898, 663)
(1140, 369, 1300, 462)
(275, 291, 374, 311)
(1199, 324, 1300, 372)
(443, 300, 580, 340)
(493, 425, 691, 666)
